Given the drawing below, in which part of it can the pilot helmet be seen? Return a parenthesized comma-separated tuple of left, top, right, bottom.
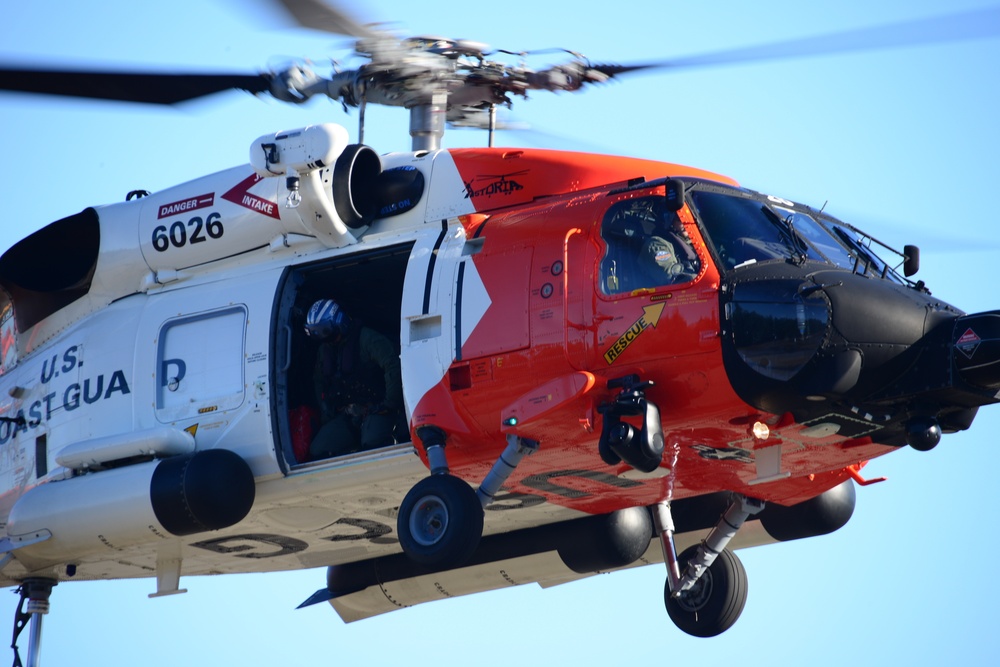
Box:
(305, 299, 350, 340)
(607, 213, 646, 240)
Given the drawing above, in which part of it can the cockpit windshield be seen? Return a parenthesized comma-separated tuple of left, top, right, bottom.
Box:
(689, 186, 908, 283)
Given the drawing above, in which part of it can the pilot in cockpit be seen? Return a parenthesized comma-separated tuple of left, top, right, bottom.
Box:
(601, 196, 700, 294)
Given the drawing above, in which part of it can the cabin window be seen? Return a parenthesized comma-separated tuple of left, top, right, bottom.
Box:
(35, 434, 47, 479)
(155, 306, 247, 423)
(600, 196, 701, 295)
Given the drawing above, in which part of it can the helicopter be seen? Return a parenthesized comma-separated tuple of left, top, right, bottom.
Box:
(2, 1, 1000, 665)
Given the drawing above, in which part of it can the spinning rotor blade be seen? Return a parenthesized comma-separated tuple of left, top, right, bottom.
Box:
(0, 67, 273, 105)
(275, 0, 382, 39)
(592, 6, 1000, 77)
(2, 3, 996, 134)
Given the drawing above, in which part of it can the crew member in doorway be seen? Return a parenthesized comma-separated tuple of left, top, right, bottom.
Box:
(305, 299, 405, 459)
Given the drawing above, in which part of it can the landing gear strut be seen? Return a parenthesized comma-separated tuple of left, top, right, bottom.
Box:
(651, 496, 763, 637)
(397, 427, 538, 569)
(10, 578, 56, 667)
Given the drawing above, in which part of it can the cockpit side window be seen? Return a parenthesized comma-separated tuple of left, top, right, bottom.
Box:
(600, 196, 701, 295)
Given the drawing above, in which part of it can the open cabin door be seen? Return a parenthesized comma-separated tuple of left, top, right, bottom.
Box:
(271, 243, 413, 469)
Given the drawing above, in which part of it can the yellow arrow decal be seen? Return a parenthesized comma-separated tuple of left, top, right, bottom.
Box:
(603, 302, 665, 365)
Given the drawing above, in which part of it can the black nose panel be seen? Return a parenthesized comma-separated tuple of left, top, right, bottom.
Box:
(954, 312, 1000, 390)
(817, 270, 934, 350)
(729, 279, 829, 382)
(722, 264, 964, 417)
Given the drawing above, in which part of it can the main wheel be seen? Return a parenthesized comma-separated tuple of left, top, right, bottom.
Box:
(397, 474, 484, 569)
(664, 546, 748, 637)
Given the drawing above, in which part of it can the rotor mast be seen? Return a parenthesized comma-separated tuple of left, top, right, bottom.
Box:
(408, 90, 448, 152)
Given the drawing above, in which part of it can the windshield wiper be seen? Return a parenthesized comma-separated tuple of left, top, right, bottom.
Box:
(761, 205, 808, 265)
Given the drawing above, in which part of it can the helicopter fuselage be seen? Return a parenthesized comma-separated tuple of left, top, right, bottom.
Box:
(0, 123, 996, 625)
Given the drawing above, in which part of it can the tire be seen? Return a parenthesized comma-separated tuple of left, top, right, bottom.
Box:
(397, 474, 484, 569)
(664, 546, 748, 638)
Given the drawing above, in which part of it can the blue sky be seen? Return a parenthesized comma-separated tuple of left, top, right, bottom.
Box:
(2, 1, 999, 665)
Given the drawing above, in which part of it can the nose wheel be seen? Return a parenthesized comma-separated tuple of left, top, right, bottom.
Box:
(664, 546, 748, 637)
(651, 495, 761, 637)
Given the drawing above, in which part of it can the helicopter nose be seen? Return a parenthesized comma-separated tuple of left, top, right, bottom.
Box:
(803, 270, 959, 396)
(953, 311, 1000, 390)
(724, 270, 963, 407)
(720, 268, 1000, 450)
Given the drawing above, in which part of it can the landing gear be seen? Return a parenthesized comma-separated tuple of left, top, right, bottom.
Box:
(398, 474, 483, 568)
(664, 546, 748, 637)
(651, 495, 762, 637)
(397, 428, 538, 569)
(11, 578, 56, 667)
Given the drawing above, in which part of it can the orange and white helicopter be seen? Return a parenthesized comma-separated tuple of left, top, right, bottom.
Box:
(2, 1, 999, 663)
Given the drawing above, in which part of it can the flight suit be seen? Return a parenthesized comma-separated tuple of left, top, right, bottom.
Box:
(309, 324, 405, 459)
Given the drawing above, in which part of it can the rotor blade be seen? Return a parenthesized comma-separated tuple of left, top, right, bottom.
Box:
(274, 0, 381, 39)
(596, 6, 1000, 76)
(0, 67, 273, 105)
